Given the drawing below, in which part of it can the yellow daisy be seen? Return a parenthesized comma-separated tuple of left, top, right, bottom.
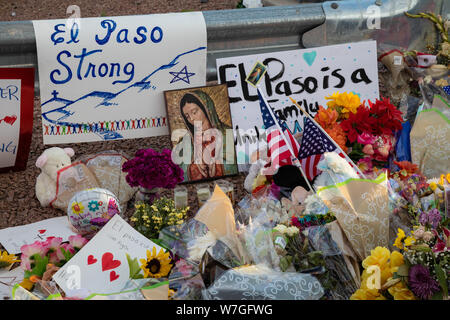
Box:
(0, 250, 20, 268)
(71, 202, 85, 215)
(393, 229, 406, 249)
(139, 247, 172, 278)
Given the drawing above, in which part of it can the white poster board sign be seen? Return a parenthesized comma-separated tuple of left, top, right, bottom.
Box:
(53, 214, 163, 295)
(216, 41, 379, 171)
(33, 13, 207, 144)
(0, 216, 76, 254)
(0, 79, 21, 168)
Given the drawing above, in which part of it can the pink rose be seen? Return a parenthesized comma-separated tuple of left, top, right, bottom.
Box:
(362, 144, 375, 155)
(357, 132, 377, 145)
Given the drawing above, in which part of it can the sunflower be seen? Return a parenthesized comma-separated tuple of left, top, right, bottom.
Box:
(71, 202, 85, 215)
(0, 250, 20, 268)
(139, 247, 172, 278)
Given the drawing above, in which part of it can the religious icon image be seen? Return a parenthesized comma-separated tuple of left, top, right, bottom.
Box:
(245, 61, 267, 87)
(164, 84, 238, 183)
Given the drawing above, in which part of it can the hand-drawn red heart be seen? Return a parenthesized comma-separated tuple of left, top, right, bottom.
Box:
(38, 230, 46, 234)
(87, 255, 97, 265)
(110, 271, 119, 282)
(3, 115, 17, 126)
(102, 252, 121, 271)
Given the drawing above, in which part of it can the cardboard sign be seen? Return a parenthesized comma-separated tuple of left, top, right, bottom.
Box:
(0, 68, 34, 172)
(216, 41, 379, 171)
(0, 216, 76, 254)
(33, 13, 207, 144)
(53, 214, 163, 295)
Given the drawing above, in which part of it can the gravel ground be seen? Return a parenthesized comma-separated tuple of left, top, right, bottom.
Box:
(0, 1, 246, 234)
(0, 1, 240, 21)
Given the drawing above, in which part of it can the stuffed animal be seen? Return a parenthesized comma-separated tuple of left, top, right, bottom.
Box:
(35, 147, 75, 207)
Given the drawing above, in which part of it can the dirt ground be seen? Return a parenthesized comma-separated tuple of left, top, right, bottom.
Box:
(0, 1, 246, 233)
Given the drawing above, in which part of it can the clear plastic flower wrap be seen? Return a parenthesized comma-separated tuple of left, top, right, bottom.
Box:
(239, 218, 281, 272)
(201, 264, 324, 300)
(305, 225, 359, 300)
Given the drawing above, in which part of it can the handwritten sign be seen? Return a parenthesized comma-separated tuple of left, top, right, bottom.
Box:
(33, 13, 207, 144)
(53, 214, 162, 295)
(0, 216, 76, 254)
(216, 41, 379, 171)
(0, 68, 34, 172)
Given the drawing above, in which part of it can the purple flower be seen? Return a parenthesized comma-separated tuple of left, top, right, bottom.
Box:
(408, 264, 440, 300)
(122, 148, 184, 190)
(419, 209, 442, 229)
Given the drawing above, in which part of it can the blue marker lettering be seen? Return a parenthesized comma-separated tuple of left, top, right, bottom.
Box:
(117, 29, 130, 43)
(50, 50, 73, 84)
(112, 62, 134, 84)
(95, 19, 117, 45)
(84, 63, 97, 78)
(150, 26, 163, 43)
(51, 23, 66, 45)
(134, 26, 147, 44)
(98, 63, 108, 77)
(67, 22, 80, 44)
(74, 48, 102, 80)
(109, 63, 121, 77)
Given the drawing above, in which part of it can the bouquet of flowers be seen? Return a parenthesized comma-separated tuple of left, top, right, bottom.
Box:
(315, 92, 403, 177)
(19, 235, 88, 291)
(122, 148, 184, 190)
(130, 198, 189, 240)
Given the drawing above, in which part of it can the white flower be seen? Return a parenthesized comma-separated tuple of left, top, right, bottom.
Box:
(188, 231, 217, 261)
(273, 224, 288, 234)
(285, 226, 299, 237)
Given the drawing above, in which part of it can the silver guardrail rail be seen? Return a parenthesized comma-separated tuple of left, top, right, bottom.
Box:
(0, 0, 446, 94)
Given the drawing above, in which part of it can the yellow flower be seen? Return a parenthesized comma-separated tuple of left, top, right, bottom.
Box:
(389, 251, 404, 272)
(388, 282, 416, 300)
(19, 278, 35, 291)
(362, 247, 391, 270)
(394, 229, 406, 249)
(150, 205, 158, 211)
(404, 236, 415, 247)
(168, 289, 176, 300)
(325, 92, 361, 118)
(0, 250, 20, 268)
(139, 247, 172, 278)
(71, 202, 85, 215)
(429, 182, 438, 192)
(350, 288, 383, 300)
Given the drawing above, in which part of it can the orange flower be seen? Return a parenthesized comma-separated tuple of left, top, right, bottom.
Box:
(326, 124, 348, 153)
(394, 161, 419, 175)
(315, 106, 338, 129)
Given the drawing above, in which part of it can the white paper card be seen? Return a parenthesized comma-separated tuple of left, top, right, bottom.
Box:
(0, 79, 21, 168)
(33, 12, 207, 144)
(0, 216, 76, 254)
(0, 267, 24, 300)
(53, 214, 163, 295)
(216, 41, 379, 171)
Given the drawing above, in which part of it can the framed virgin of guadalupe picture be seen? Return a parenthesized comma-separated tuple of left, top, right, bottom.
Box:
(164, 84, 238, 183)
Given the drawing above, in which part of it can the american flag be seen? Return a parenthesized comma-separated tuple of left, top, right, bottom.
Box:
(258, 89, 300, 170)
(443, 86, 450, 97)
(297, 117, 337, 181)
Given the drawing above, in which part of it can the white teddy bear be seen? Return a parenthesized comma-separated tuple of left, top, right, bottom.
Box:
(35, 147, 75, 207)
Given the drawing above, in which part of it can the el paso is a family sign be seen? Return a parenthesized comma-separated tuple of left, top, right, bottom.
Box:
(217, 40, 379, 170)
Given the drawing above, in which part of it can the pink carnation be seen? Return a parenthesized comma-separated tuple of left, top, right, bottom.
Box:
(69, 234, 88, 250)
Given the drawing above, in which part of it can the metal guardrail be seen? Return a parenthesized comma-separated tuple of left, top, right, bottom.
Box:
(0, 0, 446, 94)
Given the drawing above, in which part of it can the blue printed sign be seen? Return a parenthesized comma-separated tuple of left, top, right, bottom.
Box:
(33, 13, 207, 144)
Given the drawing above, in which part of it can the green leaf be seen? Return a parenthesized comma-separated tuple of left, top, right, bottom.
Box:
(280, 256, 293, 272)
(435, 264, 448, 298)
(27, 254, 49, 278)
(431, 291, 444, 300)
(126, 254, 143, 279)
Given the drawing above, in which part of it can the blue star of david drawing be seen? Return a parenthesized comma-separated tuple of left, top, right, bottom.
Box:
(169, 66, 195, 84)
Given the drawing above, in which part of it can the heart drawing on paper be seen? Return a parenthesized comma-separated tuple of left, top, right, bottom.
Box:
(38, 230, 46, 234)
(303, 51, 317, 67)
(87, 255, 97, 265)
(101, 252, 121, 271)
(1, 115, 17, 126)
(109, 271, 119, 282)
